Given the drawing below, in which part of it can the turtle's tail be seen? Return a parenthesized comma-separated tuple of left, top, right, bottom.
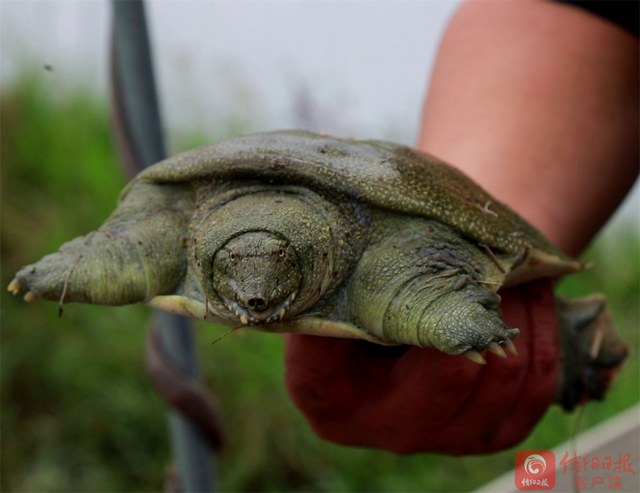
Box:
(555, 295, 629, 411)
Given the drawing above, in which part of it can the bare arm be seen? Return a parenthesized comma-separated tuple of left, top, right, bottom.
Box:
(285, 0, 638, 455)
(419, 0, 639, 256)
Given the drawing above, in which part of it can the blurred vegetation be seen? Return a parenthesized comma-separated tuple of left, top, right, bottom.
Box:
(1, 71, 638, 493)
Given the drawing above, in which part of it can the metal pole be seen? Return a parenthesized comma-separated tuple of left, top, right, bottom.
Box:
(111, 1, 215, 490)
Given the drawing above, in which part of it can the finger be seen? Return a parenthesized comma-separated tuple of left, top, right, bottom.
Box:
(429, 285, 532, 454)
(385, 346, 482, 424)
(284, 334, 409, 447)
(306, 346, 483, 453)
(327, 347, 482, 454)
(491, 279, 560, 448)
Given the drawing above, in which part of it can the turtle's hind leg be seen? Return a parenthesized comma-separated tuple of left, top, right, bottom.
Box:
(555, 295, 629, 411)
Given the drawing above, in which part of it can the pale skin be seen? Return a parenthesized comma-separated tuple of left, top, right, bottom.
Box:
(284, 0, 639, 454)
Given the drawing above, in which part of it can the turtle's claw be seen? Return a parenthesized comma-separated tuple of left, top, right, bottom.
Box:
(24, 291, 38, 302)
(462, 349, 487, 365)
(7, 278, 22, 295)
(487, 341, 507, 358)
(504, 337, 518, 355)
(7, 278, 36, 302)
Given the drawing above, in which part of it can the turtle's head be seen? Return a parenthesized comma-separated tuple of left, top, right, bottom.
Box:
(212, 231, 302, 325)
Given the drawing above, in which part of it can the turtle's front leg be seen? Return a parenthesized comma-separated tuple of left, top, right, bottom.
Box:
(346, 216, 519, 362)
(9, 182, 191, 307)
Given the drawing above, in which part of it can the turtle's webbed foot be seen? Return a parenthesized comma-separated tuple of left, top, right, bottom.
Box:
(8, 276, 39, 302)
(7, 277, 36, 301)
(8, 277, 23, 296)
(8, 239, 87, 304)
(419, 286, 519, 364)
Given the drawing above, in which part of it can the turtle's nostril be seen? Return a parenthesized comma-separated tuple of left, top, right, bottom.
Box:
(248, 297, 267, 311)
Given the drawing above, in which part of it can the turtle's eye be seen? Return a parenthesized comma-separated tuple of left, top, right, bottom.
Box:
(278, 246, 286, 258)
(229, 251, 237, 263)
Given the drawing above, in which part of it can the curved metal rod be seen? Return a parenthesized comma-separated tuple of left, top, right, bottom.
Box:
(110, 1, 219, 490)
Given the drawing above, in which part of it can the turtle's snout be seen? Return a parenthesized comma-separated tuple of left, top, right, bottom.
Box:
(247, 296, 267, 311)
(219, 287, 298, 325)
(238, 291, 274, 321)
(211, 231, 303, 325)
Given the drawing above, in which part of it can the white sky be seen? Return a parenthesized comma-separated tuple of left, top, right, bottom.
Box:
(1, 0, 460, 143)
(1, 0, 638, 226)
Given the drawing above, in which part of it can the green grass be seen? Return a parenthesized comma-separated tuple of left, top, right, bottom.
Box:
(2, 71, 638, 492)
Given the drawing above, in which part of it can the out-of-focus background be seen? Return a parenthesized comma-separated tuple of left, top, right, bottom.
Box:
(1, 0, 462, 143)
(1, 1, 638, 492)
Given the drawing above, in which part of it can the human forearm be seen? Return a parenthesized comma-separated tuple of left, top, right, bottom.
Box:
(419, 0, 639, 256)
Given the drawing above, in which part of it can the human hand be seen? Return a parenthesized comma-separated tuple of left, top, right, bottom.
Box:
(285, 0, 637, 456)
(284, 279, 560, 455)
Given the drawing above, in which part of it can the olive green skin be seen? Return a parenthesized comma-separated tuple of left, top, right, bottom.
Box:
(10, 131, 625, 371)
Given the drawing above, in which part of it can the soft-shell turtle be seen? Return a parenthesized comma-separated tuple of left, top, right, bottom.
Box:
(9, 131, 627, 409)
